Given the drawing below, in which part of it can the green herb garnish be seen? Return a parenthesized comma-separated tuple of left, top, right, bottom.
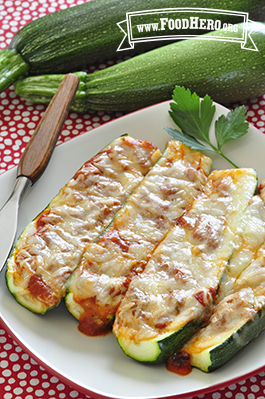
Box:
(164, 86, 249, 168)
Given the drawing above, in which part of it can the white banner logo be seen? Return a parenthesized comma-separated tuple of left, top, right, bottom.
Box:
(117, 8, 258, 51)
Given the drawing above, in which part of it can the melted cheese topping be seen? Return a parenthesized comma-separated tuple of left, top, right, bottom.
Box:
(66, 141, 213, 334)
(6, 135, 161, 313)
(218, 194, 265, 300)
(184, 288, 258, 354)
(233, 245, 265, 294)
(184, 243, 265, 360)
(180, 184, 265, 365)
(113, 168, 257, 344)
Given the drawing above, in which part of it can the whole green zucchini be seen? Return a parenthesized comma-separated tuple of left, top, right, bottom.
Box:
(1, 0, 265, 93)
(14, 22, 265, 112)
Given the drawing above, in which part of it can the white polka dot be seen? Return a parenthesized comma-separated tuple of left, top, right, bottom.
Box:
(228, 384, 237, 390)
(35, 389, 45, 397)
(42, 382, 50, 389)
(56, 383, 65, 391)
(2, 370, 11, 377)
(250, 384, 260, 392)
(1, 361, 9, 368)
(69, 391, 79, 398)
(13, 387, 23, 395)
(15, 346, 22, 353)
(30, 378, 40, 386)
(212, 393, 221, 399)
(18, 372, 27, 380)
(102, 115, 111, 121)
(12, 364, 20, 372)
(9, 353, 19, 362)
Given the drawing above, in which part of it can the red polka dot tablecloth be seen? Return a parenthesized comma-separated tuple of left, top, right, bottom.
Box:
(1, 1, 265, 399)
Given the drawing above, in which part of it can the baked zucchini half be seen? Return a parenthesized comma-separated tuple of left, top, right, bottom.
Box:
(6, 135, 161, 314)
(113, 168, 258, 363)
(174, 183, 265, 372)
(65, 141, 212, 336)
(182, 287, 265, 372)
(183, 241, 265, 372)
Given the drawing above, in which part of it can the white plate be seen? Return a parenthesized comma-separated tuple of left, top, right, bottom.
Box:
(1, 100, 265, 399)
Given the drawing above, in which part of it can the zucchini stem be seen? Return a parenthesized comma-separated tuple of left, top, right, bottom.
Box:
(0, 49, 29, 92)
(14, 71, 88, 113)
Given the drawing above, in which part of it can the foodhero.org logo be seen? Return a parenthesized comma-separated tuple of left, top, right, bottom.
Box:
(117, 8, 258, 51)
(139, 16, 238, 32)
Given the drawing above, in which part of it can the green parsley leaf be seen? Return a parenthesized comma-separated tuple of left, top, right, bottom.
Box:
(165, 86, 250, 168)
(215, 106, 248, 150)
(169, 86, 215, 143)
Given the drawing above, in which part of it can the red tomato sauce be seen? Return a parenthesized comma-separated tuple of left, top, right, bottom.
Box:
(166, 351, 192, 376)
(76, 296, 114, 337)
(28, 274, 58, 306)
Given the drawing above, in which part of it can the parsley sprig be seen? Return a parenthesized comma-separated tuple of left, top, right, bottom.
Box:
(164, 86, 249, 168)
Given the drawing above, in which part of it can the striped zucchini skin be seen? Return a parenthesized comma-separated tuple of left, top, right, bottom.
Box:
(1, 0, 265, 93)
(14, 22, 265, 112)
(185, 291, 265, 372)
(70, 22, 265, 110)
(206, 307, 265, 372)
(117, 319, 201, 364)
(113, 168, 258, 364)
(7, 0, 265, 74)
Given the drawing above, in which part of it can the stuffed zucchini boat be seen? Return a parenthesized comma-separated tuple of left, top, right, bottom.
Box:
(181, 287, 265, 373)
(65, 140, 212, 336)
(6, 135, 161, 314)
(181, 181, 265, 372)
(113, 168, 258, 363)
